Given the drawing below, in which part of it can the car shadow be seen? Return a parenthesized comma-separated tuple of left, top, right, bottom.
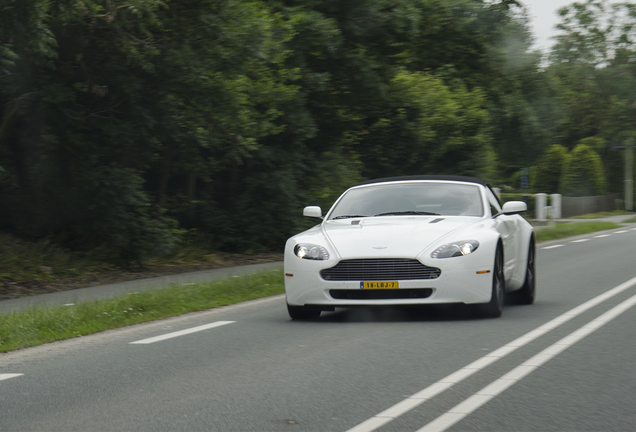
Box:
(314, 304, 493, 322)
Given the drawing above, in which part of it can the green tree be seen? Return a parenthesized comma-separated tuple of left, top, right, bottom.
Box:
(0, 0, 562, 258)
(549, 0, 636, 147)
(359, 68, 490, 178)
(546, 0, 636, 203)
(0, 0, 300, 258)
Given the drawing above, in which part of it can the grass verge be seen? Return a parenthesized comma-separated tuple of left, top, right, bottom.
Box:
(536, 221, 621, 242)
(570, 210, 633, 219)
(0, 269, 284, 353)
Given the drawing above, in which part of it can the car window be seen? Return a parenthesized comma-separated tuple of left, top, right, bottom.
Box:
(328, 182, 484, 219)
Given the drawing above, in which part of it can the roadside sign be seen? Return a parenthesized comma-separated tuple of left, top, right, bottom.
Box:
(520, 168, 528, 189)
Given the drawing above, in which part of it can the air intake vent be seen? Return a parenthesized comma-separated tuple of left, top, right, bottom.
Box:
(320, 259, 441, 281)
(330, 288, 433, 300)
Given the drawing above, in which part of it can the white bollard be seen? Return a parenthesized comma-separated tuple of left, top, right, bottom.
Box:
(536, 193, 547, 221)
(551, 194, 562, 219)
(546, 206, 555, 228)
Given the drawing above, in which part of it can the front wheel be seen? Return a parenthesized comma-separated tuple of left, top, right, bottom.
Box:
(287, 303, 321, 320)
(510, 237, 536, 305)
(482, 245, 504, 318)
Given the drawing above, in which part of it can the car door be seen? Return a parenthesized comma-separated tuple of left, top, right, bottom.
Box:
(486, 189, 519, 284)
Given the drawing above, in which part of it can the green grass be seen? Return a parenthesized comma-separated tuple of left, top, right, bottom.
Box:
(623, 216, 636, 223)
(570, 210, 633, 219)
(536, 221, 621, 242)
(0, 269, 284, 353)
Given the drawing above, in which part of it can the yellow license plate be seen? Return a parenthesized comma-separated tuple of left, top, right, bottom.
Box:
(360, 281, 399, 289)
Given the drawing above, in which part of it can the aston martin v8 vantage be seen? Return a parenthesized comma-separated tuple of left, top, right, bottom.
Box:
(284, 175, 535, 319)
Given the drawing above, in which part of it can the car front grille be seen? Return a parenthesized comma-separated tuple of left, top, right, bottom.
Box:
(320, 258, 441, 281)
(329, 288, 433, 300)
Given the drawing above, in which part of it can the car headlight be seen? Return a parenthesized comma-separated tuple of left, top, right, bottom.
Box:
(431, 240, 479, 259)
(294, 243, 330, 260)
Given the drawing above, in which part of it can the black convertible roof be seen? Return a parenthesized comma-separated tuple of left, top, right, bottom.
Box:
(356, 175, 489, 187)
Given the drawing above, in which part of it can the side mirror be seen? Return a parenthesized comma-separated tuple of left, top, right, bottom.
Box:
(502, 201, 527, 215)
(303, 206, 323, 219)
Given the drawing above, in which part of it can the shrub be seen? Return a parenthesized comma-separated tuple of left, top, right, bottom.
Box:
(534, 144, 569, 193)
(561, 143, 606, 196)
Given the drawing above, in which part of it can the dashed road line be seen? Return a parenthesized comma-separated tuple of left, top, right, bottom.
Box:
(541, 245, 564, 250)
(545, 227, 633, 249)
(130, 321, 235, 345)
(0, 374, 23, 382)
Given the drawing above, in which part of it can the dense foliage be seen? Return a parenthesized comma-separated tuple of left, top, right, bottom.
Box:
(1, 0, 634, 262)
(561, 143, 606, 196)
(534, 144, 569, 194)
(543, 0, 636, 198)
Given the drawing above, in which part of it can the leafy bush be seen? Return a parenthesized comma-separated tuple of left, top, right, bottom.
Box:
(534, 144, 569, 194)
(561, 143, 606, 196)
(82, 168, 181, 266)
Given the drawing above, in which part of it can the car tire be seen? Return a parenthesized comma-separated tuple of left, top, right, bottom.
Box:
(287, 303, 321, 320)
(510, 237, 536, 305)
(482, 245, 504, 318)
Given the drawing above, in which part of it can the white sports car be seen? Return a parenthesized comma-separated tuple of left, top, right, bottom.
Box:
(284, 175, 535, 319)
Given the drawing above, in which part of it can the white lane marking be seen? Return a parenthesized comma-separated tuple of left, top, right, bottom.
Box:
(616, 230, 628, 234)
(0, 374, 23, 381)
(418, 292, 636, 432)
(631, 228, 636, 231)
(570, 239, 590, 243)
(541, 245, 564, 250)
(129, 321, 235, 344)
(594, 234, 611, 238)
(345, 275, 636, 432)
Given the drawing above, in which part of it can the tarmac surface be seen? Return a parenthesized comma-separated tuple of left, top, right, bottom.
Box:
(1, 213, 633, 314)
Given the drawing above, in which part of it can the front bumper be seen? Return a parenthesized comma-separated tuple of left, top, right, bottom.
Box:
(284, 254, 494, 307)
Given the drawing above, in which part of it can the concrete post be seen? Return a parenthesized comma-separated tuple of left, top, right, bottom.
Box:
(536, 193, 547, 221)
(545, 206, 555, 227)
(551, 194, 562, 219)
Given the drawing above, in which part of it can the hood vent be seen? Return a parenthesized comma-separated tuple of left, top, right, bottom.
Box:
(429, 218, 445, 224)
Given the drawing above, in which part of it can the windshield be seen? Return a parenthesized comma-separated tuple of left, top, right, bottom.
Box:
(328, 182, 484, 219)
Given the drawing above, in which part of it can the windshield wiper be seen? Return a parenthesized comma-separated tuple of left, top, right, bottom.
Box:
(332, 215, 368, 220)
(374, 211, 441, 216)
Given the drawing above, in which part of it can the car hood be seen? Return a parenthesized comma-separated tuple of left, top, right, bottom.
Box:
(322, 216, 482, 259)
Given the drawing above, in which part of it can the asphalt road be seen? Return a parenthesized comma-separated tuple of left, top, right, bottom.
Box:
(2, 224, 636, 431)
